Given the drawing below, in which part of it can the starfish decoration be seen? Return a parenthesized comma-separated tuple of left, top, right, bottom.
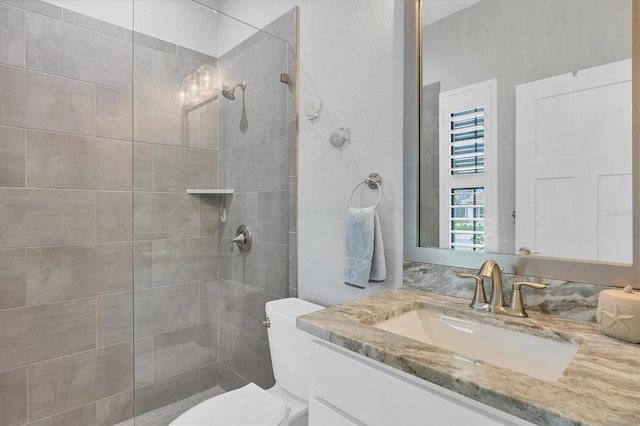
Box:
(599, 304, 635, 330)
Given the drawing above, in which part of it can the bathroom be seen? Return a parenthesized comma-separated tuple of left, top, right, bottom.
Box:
(0, 0, 637, 425)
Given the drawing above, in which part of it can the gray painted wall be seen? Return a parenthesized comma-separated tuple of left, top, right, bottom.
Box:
(422, 0, 632, 253)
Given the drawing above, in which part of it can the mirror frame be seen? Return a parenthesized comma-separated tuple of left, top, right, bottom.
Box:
(403, 0, 640, 288)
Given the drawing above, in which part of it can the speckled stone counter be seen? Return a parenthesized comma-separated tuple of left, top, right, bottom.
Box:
(297, 288, 640, 426)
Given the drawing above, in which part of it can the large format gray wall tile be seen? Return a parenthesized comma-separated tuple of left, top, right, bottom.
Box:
(218, 280, 257, 338)
(0, 367, 27, 426)
(26, 131, 132, 190)
(26, 242, 132, 305)
(134, 193, 200, 240)
(151, 145, 218, 193)
(134, 241, 153, 290)
(134, 282, 200, 338)
(219, 84, 287, 150)
(134, 338, 153, 388)
(97, 292, 133, 347)
(0, 189, 95, 248)
(133, 93, 181, 146)
(217, 363, 248, 392)
(152, 237, 217, 287)
(0, 126, 25, 187)
(29, 404, 97, 426)
(97, 390, 133, 426)
(1, 0, 61, 19)
(0, 3, 25, 67)
(63, 9, 126, 39)
(0, 65, 95, 135)
(134, 369, 199, 416)
(27, 13, 132, 90)
(97, 86, 133, 141)
(199, 280, 220, 323)
(96, 191, 133, 242)
(28, 342, 133, 421)
(0, 298, 96, 371)
(257, 191, 288, 244)
(153, 322, 218, 381)
(219, 192, 257, 239)
(231, 135, 288, 192)
(231, 329, 274, 389)
(199, 362, 219, 391)
(134, 143, 153, 191)
(228, 242, 288, 298)
(0, 248, 25, 309)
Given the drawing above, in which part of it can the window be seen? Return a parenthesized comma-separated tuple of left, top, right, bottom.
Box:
(439, 80, 497, 252)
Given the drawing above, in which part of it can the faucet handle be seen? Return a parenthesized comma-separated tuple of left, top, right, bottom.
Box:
(457, 273, 488, 310)
(510, 282, 546, 317)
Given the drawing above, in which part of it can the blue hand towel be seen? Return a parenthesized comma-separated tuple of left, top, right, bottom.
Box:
(344, 206, 386, 288)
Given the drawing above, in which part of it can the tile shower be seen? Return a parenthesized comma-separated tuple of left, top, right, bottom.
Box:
(0, 0, 297, 424)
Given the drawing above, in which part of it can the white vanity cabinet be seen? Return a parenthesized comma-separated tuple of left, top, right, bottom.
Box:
(308, 340, 534, 426)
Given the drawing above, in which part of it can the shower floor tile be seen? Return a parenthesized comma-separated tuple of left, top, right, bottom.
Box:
(116, 386, 225, 426)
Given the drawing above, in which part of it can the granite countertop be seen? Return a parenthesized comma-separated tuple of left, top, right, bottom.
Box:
(297, 288, 640, 426)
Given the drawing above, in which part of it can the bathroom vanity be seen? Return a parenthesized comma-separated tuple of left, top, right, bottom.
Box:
(297, 288, 640, 425)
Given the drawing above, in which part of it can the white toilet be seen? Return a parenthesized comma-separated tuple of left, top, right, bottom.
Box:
(170, 298, 324, 426)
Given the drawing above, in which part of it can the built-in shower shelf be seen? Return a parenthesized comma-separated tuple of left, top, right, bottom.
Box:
(186, 189, 235, 194)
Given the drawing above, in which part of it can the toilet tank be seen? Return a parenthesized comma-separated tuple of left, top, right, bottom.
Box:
(266, 298, 324, 400)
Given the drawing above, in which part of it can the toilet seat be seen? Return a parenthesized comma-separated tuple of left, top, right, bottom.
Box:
(170, 383, 306, 426)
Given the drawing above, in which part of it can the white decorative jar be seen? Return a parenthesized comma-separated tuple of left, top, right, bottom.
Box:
(596, 285, 640, 343)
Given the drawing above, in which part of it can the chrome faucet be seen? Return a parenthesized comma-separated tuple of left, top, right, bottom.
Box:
(457, 260, 547, 318)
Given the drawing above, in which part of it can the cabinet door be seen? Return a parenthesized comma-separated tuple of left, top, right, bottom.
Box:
(310, 340, 532, 426)
(309, 396, 365, 426)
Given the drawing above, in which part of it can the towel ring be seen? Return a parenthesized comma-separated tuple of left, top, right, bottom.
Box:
(349, 173, 383, 209)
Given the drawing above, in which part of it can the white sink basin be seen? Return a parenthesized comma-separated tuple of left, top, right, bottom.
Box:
(374, 309, 579, 382)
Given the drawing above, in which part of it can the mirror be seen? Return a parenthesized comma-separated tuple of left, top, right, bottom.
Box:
(404, 0, 640, 287)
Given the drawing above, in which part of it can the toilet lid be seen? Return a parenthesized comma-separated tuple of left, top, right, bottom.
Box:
(170, 383, 291, 426)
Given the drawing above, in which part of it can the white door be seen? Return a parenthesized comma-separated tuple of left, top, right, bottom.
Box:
(515, 59, 632, 263)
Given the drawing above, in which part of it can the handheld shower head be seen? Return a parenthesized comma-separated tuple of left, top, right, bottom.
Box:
(222, 81, 247, 100)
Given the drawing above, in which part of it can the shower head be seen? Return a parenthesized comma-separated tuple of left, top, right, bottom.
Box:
(222, 81, 247, 100)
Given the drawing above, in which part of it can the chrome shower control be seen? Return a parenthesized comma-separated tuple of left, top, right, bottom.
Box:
(259, 317, 270, 328)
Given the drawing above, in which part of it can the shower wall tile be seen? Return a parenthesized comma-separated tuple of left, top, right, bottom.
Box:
(27, 13, 132, 90)
(151, 146, 217, 192)
(288, 175, 297, 232)
(199, 362, 219, 391)
(217, 149, 232, 188)
(199, 280, 220, 323)
(199, 196, 220, 237)
(257, 190, 288, 244)
(97, 390, 134, 426)
(97, 86, 133, 141)
(218, 321, 233, 367)
(0, 2, 25, 67)
(0, 188, 96, 248)
(0, 367, 27, 426)
(26, 131, 132, 191)
(133, 44, 153, 95)
(151, 49, 199, 96)
(133, 143, 153, 191)
(97, 292, 133, 347)
(231, 328, 274, 389)
(0, 248, 26, 309)
(29, 404, 97, 426)
(134, 338, 154, 388)
(134, 369, 200, 416)
(218, 280, 258, 338)
(133, 93, 181, 146)
(219, 192, 257, 239)
(63, 9, 126, 39)
(96, 191, 133, 242)
(131, 31, 176, 55)
(134, 192, 200, 240)
(0, 0, 61, 20)
(232, 135, 288, 192)
(177, 46, 211, 64)
(134, 282, 200, 338)
(26, 242, 132, 305)
(0, 298, 96, 371)
(219, 84, 287, 150)
(153, 321, 218, 381)
(199, 101, 219, 151)
(151, 237, 217, 287)
(0, 65, 95, 135)
(134, 241, 153, 290)
(228, 242, 288, 298)
(217, 363, 248, 392)
(0, 126, 25, 187)
(27, 341, 133, 421)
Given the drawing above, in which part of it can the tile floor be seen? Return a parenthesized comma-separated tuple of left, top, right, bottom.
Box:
(116, 386, 225, 426)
